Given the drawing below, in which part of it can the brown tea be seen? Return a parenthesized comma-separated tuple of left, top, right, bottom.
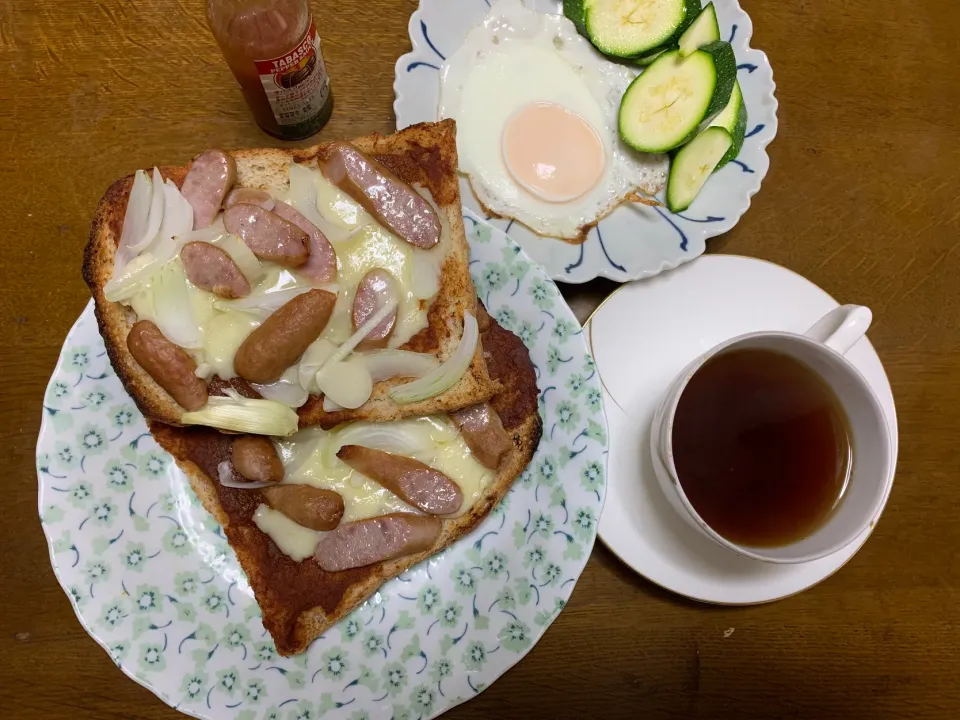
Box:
(671, 348, 850, 547)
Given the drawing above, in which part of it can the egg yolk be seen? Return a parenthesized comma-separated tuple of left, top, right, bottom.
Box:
(501, 101, 606, 203)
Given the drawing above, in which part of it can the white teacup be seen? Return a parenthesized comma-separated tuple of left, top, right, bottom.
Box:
(650, 305, 894, 564)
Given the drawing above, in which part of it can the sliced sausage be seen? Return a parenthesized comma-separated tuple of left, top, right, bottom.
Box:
(337, 445, 462, 515)
(231, 436, 283, 483)
(181, 149, 237, 229)
(180, 241, 251, 299)
(223, 204, 309, 268)
(318, 142, 441, 249)
(451, 403, 512, 470)
(315, 513, 441, 572)
(224, 187, 275, 211)
(262, 484, 344, 531)
(234, 289, 337, 383)
(127, 320, 208, 411)
(271, 200, 337, 284)
(352, 269, 399, 349)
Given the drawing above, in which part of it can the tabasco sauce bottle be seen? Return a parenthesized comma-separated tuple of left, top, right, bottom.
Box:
(207, 0, 334, 140)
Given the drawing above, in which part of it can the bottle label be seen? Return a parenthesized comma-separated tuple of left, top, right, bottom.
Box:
(254, 20, 330, 130)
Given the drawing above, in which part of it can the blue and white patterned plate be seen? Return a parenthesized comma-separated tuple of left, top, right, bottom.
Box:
(37, 217, 608, 720)
(394, 0, 778, 283)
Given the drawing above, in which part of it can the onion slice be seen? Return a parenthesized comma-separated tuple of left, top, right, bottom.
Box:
(320, 299, 399, 372)
(322, 396, 344, 412)
(389, 312, 478, 404)
(322, 419, 449, 465)
(156, 179, 194, 251)
(298, 338, 338, 392)
(315, 357, 373, 409)
(252, 368, 309, 408)
(151, 260, 203, 349)
(218, 460, 275, 490)
(110, 176, 194, 294)
(181, 390, 299, 436)
(287, 163, 329, 234)
(215, 233, 265, 284)
(280, 426, 328, 478)
(362, 349, 439, 382)
(178, 215, 227, 244)
(104, 251, 160, 302)
(114, 169, 153, 271)
(125, 167, 165, 258)
(213, 286, 314, 316)
(306, 300, 397, 412)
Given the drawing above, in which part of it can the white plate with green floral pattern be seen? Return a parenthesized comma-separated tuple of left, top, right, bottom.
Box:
(37, 215, 607, 720)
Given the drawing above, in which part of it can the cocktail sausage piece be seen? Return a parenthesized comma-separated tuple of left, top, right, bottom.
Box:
(234, 289, 337, 383)
(450, 403, 512, 470)
(337, 445, 462, 515)
(127, 320, 208, 411)
(352, 269, 399, 349)
(223, 204, 309, 267)
(271, 200, 337, 284)
(318, 142, 441, 249)
(180, 241, 251, 298)
(314, 513, 441, 571)
(181, 149, 237, 229)
(262, 484, 344, 531)
(231, 436, 284, 483)
(224, 187, 275, 211)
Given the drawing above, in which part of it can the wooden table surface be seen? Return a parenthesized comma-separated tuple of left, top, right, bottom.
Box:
(2, 0, 959, 717)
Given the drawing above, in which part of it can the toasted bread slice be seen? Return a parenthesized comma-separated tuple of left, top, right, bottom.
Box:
(83, 120, 495, 430)
(150, 310, 541, 655)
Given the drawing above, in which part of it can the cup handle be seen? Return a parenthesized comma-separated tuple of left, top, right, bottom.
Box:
(803, 305, 873, 355)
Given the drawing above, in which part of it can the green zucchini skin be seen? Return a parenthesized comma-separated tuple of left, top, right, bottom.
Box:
(708, 81, 747, 168)
(716, 101, 748, 169)
(562, 0, 589, 37)
(697, 40, 737, 124)
(678, 2, 721, 56)
(666, 126, 733, 212)
(632, 45, 673, 66)
(674, 0, 710, 42)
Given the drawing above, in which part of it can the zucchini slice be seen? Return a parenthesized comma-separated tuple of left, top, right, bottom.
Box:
(709, 79, 747, 168)
(696, 41, 738, 120)
(678, 2, 721, 56)
(666, 126, 733, 212)
(563, 0, 589, 36)
(618, 42, 736, 152)
(584, 0, 688, 58)
(632, 45, 672, 66)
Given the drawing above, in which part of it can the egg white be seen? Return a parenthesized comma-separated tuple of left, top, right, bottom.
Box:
(438, 0, 667, 242)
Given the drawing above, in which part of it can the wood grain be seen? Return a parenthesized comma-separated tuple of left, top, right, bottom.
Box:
(1, 0, 959, 718)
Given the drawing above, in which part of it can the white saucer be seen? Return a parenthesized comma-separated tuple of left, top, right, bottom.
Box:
(586, 255, 898, 605)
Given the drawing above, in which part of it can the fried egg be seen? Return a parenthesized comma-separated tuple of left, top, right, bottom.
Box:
(438, 0, 667, 242)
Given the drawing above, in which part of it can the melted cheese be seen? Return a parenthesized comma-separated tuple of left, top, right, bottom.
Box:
(276, 416, 495, 523)
(327, 224, 426, 347)
(203, 312, 258, 379)
(314, 172, 371, 231)
(252, 504, 320, 561)
(201, 267, 304, 379)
